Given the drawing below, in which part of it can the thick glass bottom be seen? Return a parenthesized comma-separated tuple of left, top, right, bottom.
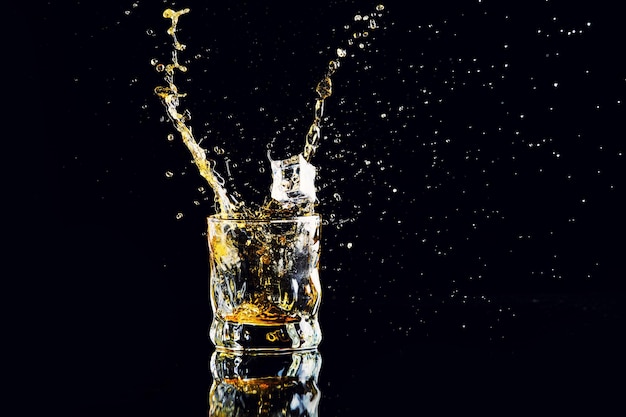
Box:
(210, 316, 322, 351)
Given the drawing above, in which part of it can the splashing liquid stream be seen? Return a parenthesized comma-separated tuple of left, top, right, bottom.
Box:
(155, 6, 386, 219)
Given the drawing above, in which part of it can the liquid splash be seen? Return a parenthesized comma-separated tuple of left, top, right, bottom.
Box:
(154, 6, 386, 219)
(154, 8, 238, 217)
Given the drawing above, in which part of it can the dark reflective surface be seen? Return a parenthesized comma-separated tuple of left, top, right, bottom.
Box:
(209, 350, 321, 416)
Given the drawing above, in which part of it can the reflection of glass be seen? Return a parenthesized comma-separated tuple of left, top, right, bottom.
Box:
(207, 215, 322, 350)
(208, 349, 322, 417)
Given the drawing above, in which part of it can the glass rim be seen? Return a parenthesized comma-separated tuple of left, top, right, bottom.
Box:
(207, 214, 321, 224)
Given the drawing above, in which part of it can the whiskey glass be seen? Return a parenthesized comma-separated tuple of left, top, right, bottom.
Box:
(207, 215, 322, 351)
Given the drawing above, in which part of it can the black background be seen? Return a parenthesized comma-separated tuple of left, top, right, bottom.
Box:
(22, 0, 625, 415)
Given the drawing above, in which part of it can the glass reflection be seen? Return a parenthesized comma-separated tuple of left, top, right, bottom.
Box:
(208, 349, 322, 416)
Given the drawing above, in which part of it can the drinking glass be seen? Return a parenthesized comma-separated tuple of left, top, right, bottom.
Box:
(207, 215, 322, 350)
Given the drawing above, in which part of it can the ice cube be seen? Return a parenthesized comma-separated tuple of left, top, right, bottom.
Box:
(270, 153, 317, 204)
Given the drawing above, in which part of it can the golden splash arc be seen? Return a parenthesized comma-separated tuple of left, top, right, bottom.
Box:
(154, 6, 385, 218)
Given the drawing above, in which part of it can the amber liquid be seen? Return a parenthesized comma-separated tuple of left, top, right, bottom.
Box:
(222, 302, 300, 325)
(221, 376, 298, 392)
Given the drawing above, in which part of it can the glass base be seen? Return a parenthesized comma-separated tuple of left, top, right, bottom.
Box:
(210, 317, 322, 351)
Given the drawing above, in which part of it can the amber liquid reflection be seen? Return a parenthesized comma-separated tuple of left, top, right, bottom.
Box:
(208, 350, 321, 416)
